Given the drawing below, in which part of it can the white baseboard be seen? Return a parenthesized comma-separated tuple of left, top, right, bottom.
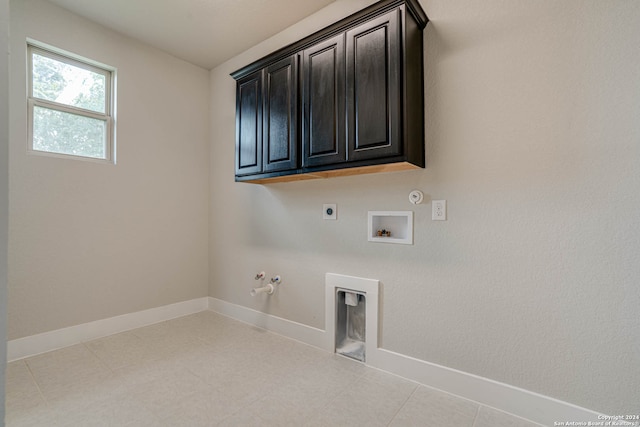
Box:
(373, 348, 603, 426)
(7, 297, 209, 362)
(207, 296, 603, 427)
(207, 296, 325, 349)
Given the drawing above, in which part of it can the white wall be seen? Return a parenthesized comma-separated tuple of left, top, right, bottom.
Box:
(1, 0, 10, 422)
(8, 0, 210, 340)
(209, 0, 640, 415)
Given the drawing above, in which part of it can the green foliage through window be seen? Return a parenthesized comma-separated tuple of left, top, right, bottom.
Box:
(33, 106, 106, 159)
(28, 44, 113, 161)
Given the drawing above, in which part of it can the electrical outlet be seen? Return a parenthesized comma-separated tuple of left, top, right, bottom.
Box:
(323, 204, 337, 220)
(432, 200, 446, 221)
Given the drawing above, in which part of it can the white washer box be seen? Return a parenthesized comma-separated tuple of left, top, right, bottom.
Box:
(367, 211, 413, 245)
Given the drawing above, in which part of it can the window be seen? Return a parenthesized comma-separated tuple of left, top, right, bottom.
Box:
(28, 43, 115, 162)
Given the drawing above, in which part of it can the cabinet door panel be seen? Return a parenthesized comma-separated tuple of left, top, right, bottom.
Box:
(236, 70, 263, 175)
(263, 55, 298, 172)
(346, 9, 401, 161)
(302, 34, 345, 167)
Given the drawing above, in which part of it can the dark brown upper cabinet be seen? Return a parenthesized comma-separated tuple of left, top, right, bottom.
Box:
(263, 56, 298, 173)
(346, 9, 400, 162)
(235, 70, 262, 176)
(235, 56, 297, 177)
(302, 34, 346, 168)
(232, 0, 428, 183)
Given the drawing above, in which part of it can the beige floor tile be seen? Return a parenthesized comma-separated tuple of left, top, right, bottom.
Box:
(4, 362, 49, 425)
(132, 311, 256, 349)
(216, 408, 270, 427)
(5, 361, 46, 405)
(85, 331, 154, 370)
(4, 405, 61, 427)
(389, 386, 479, 427)
(244, 364, 362, 426)
(127, 366, 212, 420)
(25, 344, 108, 372)
(158, 386, 249, 427)
(138, 329, 213, 361)
(112, 355, 185, 387)
(6, 361, 35, 386)
(24, 344, 113, 401)
(51, 392, 161, 427)
(265, 358, 364, 410)
(5, 386, 48, 419)
(304, 368, 417, 427)
(4, 312, 544, 427)
(474, 406, 544, 427)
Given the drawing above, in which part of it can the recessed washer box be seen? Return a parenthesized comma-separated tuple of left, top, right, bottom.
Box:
(367, 211, 413, 245)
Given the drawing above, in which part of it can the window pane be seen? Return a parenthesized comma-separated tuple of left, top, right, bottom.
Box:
(32, 53, 106, 114)
(33, 105, 106, 159)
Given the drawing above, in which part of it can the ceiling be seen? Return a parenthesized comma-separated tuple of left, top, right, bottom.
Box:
(46, 0, 336, 70)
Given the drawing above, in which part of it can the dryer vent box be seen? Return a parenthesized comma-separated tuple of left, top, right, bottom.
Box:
(335, 288, 366, 362)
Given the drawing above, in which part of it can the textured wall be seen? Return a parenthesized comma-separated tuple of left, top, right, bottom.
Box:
(209, 0, 640, 415)
(8, 0, 210, 339)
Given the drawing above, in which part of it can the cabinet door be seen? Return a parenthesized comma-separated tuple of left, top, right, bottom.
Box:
(346, 9, 401, 162)
(302, 34, 345, 167)
(235, 70, 263, 176)
(263, 55, 298, 172)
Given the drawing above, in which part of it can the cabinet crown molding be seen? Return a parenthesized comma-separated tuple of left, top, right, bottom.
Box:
(231, 0, 428, 80)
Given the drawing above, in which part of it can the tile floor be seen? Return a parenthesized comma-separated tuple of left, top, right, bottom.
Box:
(5, 311, 543, 426)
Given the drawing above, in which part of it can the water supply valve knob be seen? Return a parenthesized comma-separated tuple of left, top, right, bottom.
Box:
(409, 190, 424, 205)
(270, 275, 282, 285)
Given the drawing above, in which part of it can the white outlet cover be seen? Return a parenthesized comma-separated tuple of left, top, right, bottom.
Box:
(432, 200, 447, 220)
(323, 204, 337, 220)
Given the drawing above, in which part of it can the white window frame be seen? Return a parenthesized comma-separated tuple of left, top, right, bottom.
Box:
(27, 42, 115, 163)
